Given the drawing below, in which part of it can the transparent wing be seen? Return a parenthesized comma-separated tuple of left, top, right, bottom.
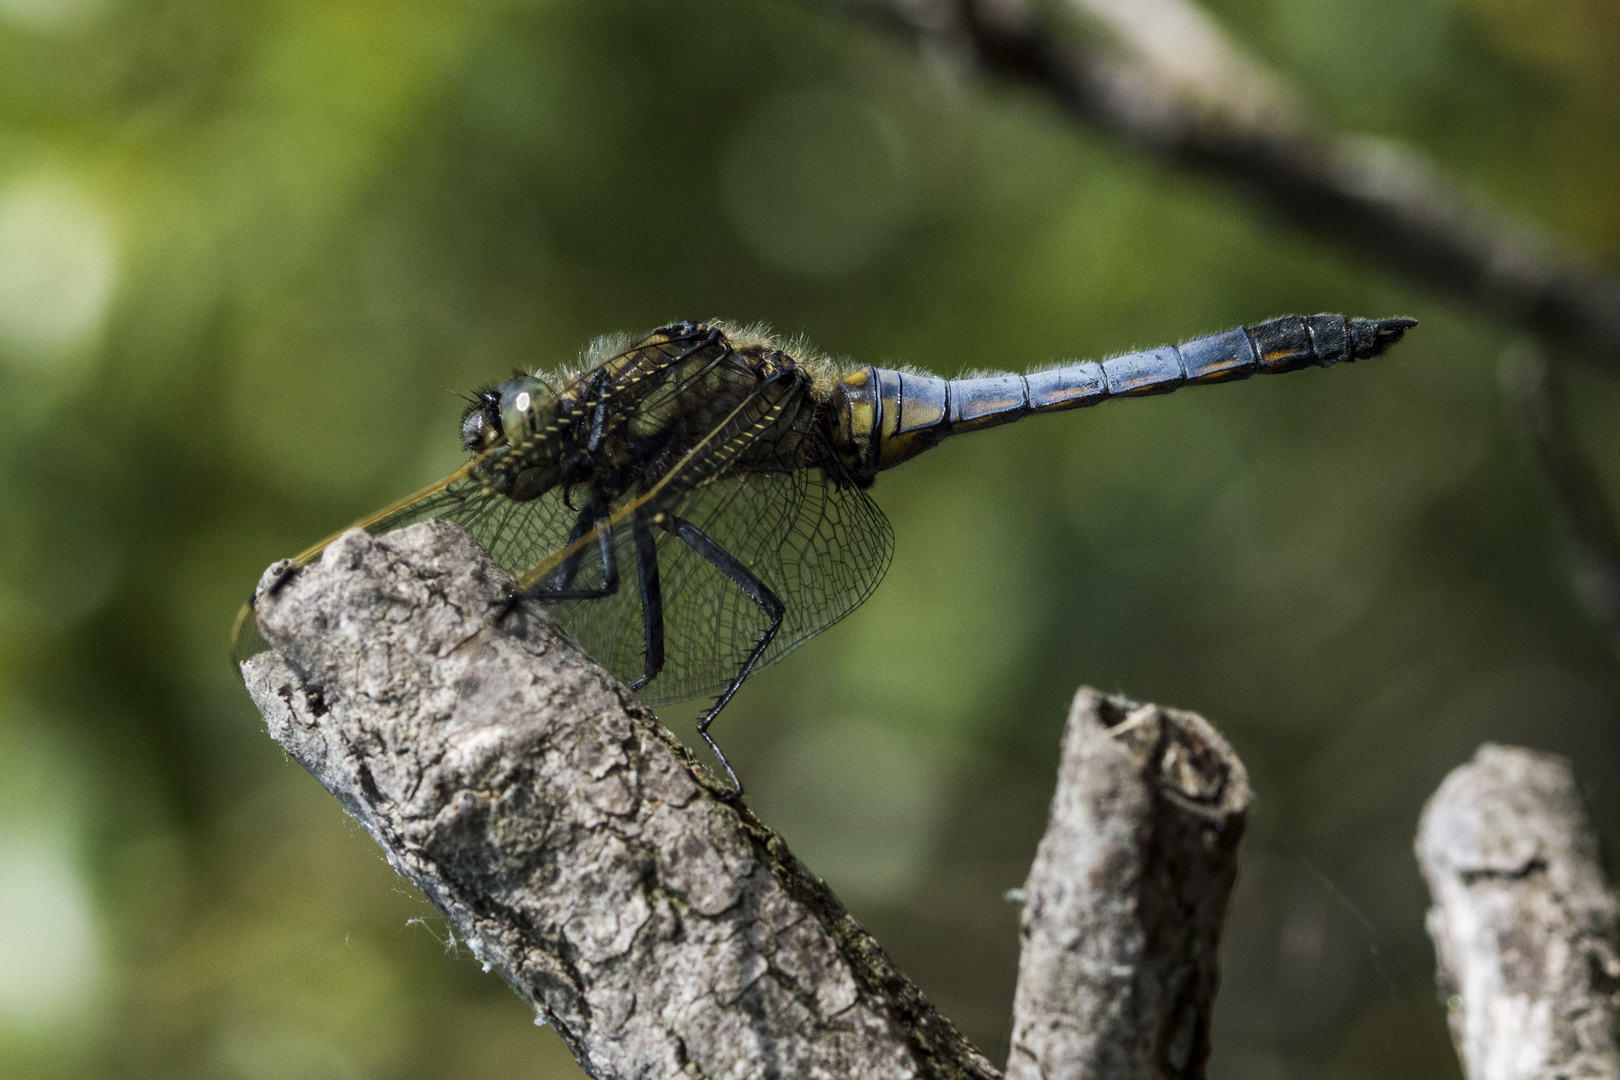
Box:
(335, 468, 584, 583)
(229, 463, 588, 668)
(235, 327, 893, 706)
(557, 441, 894, 706)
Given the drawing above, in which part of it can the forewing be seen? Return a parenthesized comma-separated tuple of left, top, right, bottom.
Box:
(358, 472, 583, 585)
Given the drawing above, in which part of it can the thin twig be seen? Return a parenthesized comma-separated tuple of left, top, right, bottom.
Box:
(802, 0, 1620, 369)
(1501, 341, 1620, 661)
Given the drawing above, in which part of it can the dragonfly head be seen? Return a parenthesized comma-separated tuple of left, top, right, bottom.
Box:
(459, 386, 504, 453)
(462, 374, 568, 502)
(459, 373, 564, 456)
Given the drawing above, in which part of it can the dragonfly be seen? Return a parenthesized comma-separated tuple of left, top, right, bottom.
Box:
(234, 313, 1414, 795)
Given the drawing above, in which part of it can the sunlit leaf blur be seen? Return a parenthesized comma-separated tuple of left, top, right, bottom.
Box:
(1, 0, 1617, 1077)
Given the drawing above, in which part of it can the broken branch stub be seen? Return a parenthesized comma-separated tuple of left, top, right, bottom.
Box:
(1416, 744, 1620, 1080)
(238, 521, 998, 1080)
(1008, 688, 1250, 1080)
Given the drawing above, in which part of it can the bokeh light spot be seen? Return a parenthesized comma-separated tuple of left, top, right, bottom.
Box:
(0, 0, 105, 33)
(720, 89, 912, 277)
(0, 831, 101, 1032)
(0, 176, 117, 364)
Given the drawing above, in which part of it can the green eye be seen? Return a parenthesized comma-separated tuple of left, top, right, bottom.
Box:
(499, 376, 550, 441)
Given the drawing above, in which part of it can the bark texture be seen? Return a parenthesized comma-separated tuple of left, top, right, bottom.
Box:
(239, 520, 998, 1080)
(1007, 688, 1250, 1080)
(1416, 744, 1620, 1080)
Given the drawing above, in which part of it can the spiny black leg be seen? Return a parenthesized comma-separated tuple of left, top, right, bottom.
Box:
(261, 559, 300, 598)
(497, 502, 591, 618)
(530, 516, 618, 601)
(549, 500, 599, 590)
(498, 501, 621, 621)
(626, 507, 665, 692)
(660, 514, 785, 800)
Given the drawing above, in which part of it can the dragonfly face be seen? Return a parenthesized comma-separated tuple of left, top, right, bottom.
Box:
(236, 314, 1413, 796)
(459, 386, 504, 453)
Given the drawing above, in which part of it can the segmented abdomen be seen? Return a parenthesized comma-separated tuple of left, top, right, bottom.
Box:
(828, 313, 1415, 481)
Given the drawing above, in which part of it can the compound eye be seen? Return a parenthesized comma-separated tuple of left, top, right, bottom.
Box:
(499, 376, 551, 443)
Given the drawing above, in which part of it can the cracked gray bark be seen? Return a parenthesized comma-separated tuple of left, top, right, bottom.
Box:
(239, 520, 999, 1080)
(1007, 688, 1250, 1080)
(1416, 744, 1620, 1080)
(238, 519, 1250, 1079)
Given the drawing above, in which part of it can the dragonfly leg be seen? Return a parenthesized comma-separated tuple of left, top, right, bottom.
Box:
(660, 514, 785, 799)
(626, 507, 665, 692)
(545, 500, 598, 589)
(500, 501, 621, 619)
(532, 518, 619, 601)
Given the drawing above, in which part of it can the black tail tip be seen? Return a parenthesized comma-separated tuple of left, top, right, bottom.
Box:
(1349, 316, 1417, 359)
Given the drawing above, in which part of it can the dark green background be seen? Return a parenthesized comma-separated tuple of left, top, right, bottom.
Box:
(1, 0, 1617, 1076)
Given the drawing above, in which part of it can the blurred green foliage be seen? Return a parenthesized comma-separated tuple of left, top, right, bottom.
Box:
(0, 0, 1617, 1076)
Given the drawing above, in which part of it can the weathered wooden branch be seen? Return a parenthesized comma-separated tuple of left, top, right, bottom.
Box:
(240, 521, 999, 1080)
(1008, 689, 1249, 1080)
(1416, 744, 1620, 1079)
(237, 520, 1250, 1079)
